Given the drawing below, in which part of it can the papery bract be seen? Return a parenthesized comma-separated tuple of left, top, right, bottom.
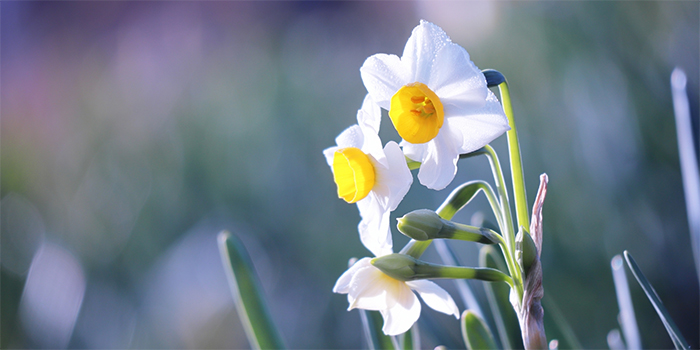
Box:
(360, 20, 509, 190)
(323, 95, 413, 257)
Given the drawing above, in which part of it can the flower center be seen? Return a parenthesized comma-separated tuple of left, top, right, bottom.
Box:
(332, 147, 376, 203)
(389, 82, 444, 144)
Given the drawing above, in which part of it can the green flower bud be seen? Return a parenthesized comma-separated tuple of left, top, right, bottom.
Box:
(397, 209, 500, 244)
(482, 69, 506, 88)
(371, 254, 424, 281)
(516, 226, 538, 277)
(397, 209, 444, 241)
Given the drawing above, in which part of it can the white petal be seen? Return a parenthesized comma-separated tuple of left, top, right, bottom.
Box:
(348, 264, 397, 311)
(333, 257, 372, 294)
(363, 133, 386, 167)
(379, 284, 421, 335)
(402, 20, 451, 84)
(322, 146, 339, 167)
(429, 44, 486, 107)
(360, 53, 408, 110)
(357, 94, 381, 135)
(400, 140, 427, 163)
(407, 280, 460, 319)
(335, 124, 365, 149)
(444, 90, 509, 154)
(357, 195, 393, 257)
(376, 141, 413, 211)
(416, 130, 460, 190)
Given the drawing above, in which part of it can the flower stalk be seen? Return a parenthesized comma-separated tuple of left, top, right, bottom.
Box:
(371, 253, 513, 286)
(498, 81, 530, 231)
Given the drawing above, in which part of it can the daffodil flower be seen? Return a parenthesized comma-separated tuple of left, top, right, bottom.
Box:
(323, 95, 413, 257)
(360, 20, 509, 190)
(333, 256, 460, 336)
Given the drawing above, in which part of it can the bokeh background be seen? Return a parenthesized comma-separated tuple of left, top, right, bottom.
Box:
(2, 2, 698, 349)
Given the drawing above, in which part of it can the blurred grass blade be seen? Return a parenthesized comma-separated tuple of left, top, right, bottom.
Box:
(434, 239, 485, 318)
(623, 251, 690, 349)
(409, 322, 420, 350)
(607, 329, 626, 350)
(368, 310, 397, 350)
(359, 310, 378, 350)
(542, 295, 583, 350)
(610, 255, 641, 350)
(671, 68, 700, 285)
(399, 323, 419, 350)
(218, 231, 284, 349)
(461, 310, 497, 350)
(479, 245, 520, 349)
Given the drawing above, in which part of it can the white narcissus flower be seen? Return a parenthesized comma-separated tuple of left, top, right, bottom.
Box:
(360, 20, 509, 190)
(333, 257, 460, 336)
(323, 95, 413, 257)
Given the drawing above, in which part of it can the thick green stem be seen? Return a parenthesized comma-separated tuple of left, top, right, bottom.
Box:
(498, 82, 530, 231)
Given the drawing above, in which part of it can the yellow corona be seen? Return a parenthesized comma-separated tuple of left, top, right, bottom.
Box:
(389, 82, 444, 144)
(332, 147, 376, 203)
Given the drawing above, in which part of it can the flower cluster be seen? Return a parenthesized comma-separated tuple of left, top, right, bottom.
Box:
(323, 20, 509, 336)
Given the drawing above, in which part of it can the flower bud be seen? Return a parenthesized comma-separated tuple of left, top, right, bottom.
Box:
(397, 209, 444, 241)
(371, 254, 422, 281)
(397, 209, 500, 244)
(482, 69, 506, 88)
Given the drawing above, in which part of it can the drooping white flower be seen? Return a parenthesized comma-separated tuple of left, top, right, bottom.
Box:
(333, 257, 459, 336)
(360, 20, 509, 190)
(323, 95, 413, 257)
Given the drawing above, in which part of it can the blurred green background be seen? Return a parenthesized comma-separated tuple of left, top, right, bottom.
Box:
(1, 2, 698, 349)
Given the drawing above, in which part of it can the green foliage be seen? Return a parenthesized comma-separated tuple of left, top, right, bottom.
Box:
(461, 310, 497, 350)
(218, 231, 284, 350)
(624, 251, 690, 350)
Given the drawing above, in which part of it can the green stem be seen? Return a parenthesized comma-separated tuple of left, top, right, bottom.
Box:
(498, 82, 530, 231)
(406, 157, 421, 170)
(442, 180, 504, 231)
(482, 145, 524, 302)
(433, 266, 514, 288)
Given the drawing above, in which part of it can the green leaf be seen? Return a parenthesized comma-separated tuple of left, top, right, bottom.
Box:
(479, 245, 522, 349)
(623, 251, 690, 349)
(462, 310, 497, 350)
(218, 231, 284, 349)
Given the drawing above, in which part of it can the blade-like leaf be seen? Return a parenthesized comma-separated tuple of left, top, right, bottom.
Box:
(671, 68, 700, 286)
(623, 251, 690, 349)
(611, 255, 641, 350)
(462, 310, 497, 350)
(218, 231, 284, 349)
